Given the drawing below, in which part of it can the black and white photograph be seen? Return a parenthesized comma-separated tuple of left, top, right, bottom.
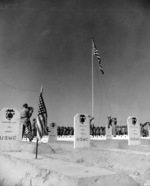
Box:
(0, 0, 150, 185)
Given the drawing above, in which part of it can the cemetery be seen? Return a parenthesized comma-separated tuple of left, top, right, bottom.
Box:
(1, 0, 150, 185)
(0, 110, 150, 186)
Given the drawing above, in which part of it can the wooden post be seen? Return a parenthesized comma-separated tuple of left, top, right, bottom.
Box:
(35, 137, 39, 159)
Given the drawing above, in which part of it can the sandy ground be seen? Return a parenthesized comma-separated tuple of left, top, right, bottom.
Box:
(0, 139, 150, 186)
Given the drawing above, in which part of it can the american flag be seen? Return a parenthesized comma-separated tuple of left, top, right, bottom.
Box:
(36, 87, 48, 139)
(92, 38, 104, 75)
(25, 126, 33, 141)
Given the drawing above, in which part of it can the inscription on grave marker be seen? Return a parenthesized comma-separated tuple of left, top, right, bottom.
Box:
(127, 116, 141, 145)
(74, 114, 90, 149)
(0, 108, 20, 151)
(106, 125, 112, 139)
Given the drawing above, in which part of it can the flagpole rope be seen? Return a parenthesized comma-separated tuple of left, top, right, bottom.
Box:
(101, 77, 112, 116)
(94, 61, 104, 124)
(93, 55, 111, 126)
(95, 63, 112, 118)
(0, 79, 39, 93)
(91, 37, 107, 126)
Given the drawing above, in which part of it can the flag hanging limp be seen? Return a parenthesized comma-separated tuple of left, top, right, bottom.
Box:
(36, 87, 48, 139)
(92, 38, 104, 75)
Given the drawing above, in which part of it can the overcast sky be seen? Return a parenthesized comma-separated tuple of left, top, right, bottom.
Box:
(0, 0, 150, 126)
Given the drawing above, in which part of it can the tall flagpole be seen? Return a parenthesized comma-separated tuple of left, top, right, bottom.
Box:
(92, 39, 94, 118)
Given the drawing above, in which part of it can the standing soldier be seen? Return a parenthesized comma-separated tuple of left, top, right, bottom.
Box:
(20, 103, 30, 138)
(107, 116, 112, 128)
(112, 118, 117, 137)
(20, 103, 33, 141)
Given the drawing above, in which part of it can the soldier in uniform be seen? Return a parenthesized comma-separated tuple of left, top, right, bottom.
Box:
(20, 104, 34, 141)
(20, 103, 30, 138)
(112, 118, 117, 137)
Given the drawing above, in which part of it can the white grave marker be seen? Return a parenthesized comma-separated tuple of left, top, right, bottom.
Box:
(0, 108, 20, 151)
(106, 125, 112, 139)
(47, 122, 57, 143)
(127, 116, 141, 145)
(74, 113, 90, 149)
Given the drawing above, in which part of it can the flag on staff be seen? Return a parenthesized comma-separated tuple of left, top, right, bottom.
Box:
(25, 126, 33, 141)
(36, 87, 48, 139)
(92, 38, 104, 75)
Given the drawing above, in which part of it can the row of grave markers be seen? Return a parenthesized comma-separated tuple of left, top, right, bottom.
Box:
(106, 116, 141, 145)
(0, 108, 141, 151)
(74, 114, 141, 148)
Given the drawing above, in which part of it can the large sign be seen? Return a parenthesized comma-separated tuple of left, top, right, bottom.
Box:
(127, 116, 141, 145)
(0, 108, 20, 151)
(74, 114, 90, 149)
(47, 122, 57, 143)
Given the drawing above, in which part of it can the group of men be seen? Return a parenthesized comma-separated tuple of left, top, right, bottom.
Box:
(20, 103, 37, 141)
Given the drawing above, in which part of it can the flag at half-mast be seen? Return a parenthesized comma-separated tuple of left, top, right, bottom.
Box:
(36, 87, 48, 139)
(92, 38, 104, 75)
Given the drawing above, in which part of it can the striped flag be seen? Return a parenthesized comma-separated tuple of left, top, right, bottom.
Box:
(92, 38, 104, 75)
(36, 87, 48, 139)
(25, 126, 33, 141)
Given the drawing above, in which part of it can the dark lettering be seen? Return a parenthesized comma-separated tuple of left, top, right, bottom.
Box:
(76, 137, 88, 142)
(13, 136, 16, 140)
(0, 136, 17, 140)
(130, 138, 140, 141)
(0, 136, 3, 140)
